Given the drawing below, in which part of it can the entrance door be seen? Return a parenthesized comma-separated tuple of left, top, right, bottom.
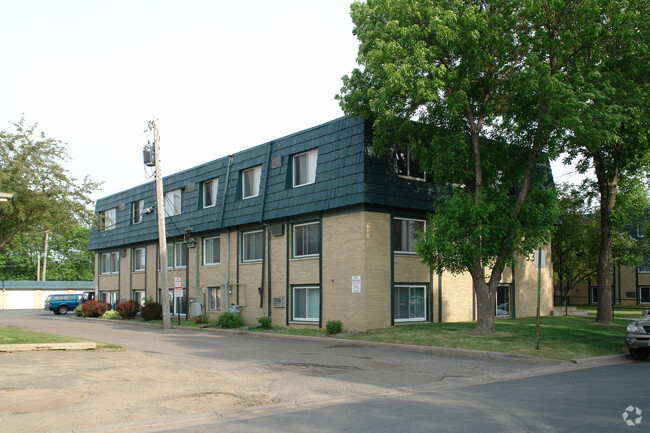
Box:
(168, 289, 187, 316)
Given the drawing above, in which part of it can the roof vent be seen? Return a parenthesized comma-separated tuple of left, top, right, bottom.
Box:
(270, 224, 284, 236)
(271, 156, 282, 169)
(273, 297, 284, 308)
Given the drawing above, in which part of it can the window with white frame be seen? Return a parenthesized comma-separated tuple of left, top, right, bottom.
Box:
(166, 242, 187, 268)
(100, 252, 120, 275)
(292, 286, 320, 322)
(640, 287, 650, 304)
(392, 217, 425, 253)
(242, 230, 263, 262)
(394, 144, 425, 180)
(164, 188, 183, 216)
(293, 222, 320, 258)
(208, 287, 220, 311)
(293, 148, 318, 187)
(203, 178, 218, 208)
(242, 165, 262, 199)
(640, 256, 650, 273)
(203, 236, 220, 265)
(393, 285, 426, 322)
(132, 199, 144, 225)
(133, 290, 145, 306)
(133, 247, 146, 272)
(100, 208, 117, 231)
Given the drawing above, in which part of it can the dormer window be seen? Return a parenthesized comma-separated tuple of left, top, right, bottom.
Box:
(293, 148, 318, 187)
(132, 200, 144, 224)
(243, 166, 262, 199)
(164, 188, 184, 216)
(202, 178, 218, 208)
(394, 144, 425, 181)
(100, 208, 117, 231)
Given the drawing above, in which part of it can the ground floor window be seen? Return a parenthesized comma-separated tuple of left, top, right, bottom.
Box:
(208, 287, 220, 311)
(292, 286, 319, 322)
(394, 285, 426, 322)
(496, 284, 511, 317)
(640, 287, 650, 304)
(100, 291, 118, 307)
(589, 286, 598, 305)
(167, 289, 187, 316)
(133, 290, 145, 306)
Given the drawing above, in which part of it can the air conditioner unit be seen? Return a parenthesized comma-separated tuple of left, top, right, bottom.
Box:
(272, 297, 284, 308)
(270, 224, 284, 236)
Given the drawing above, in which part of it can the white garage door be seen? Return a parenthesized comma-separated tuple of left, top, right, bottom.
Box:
(6, 290, 35, 309)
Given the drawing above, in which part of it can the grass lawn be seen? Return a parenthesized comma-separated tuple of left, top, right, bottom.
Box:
(338, 316, 629, 360)
(0, 326, 119, 348)
(576, 305, 648, 318)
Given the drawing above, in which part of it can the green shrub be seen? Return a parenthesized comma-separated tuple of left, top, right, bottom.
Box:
(102, 309, 120, 320)
(257, 316, 272, 329)
(326, 320, 343, 335)
(82, 300, 111, 318)
(217, 312, 244, 328)
(74, 304, 84, 317)
(116, 300, 141, 319)
(143, 296, 154, 305)
(140, 302, 163, 321)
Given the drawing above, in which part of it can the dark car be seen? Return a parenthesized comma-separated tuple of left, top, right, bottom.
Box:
(625, 310, 650, 360)
(44, 294, 84, 315)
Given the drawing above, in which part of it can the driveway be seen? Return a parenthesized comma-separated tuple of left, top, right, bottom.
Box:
(0, 310, 627, 433)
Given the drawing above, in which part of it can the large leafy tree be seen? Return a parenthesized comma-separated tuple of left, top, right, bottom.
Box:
(564, 0, 650, 324)
(338, 0, 594, 331)
(0, 119, 99, 258)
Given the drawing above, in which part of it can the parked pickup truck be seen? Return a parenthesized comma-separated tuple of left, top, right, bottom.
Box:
(44, 294, 85, 315)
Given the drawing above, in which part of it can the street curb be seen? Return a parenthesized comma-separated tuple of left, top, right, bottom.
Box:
(0, 341, 97, 352)
(69, 316, 585, 365)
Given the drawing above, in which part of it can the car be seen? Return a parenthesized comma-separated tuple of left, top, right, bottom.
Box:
(44, 294, 85, 315)
(625, 310, 650, 360)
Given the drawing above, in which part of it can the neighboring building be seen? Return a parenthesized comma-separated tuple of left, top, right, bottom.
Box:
(568, 261, 650, 306)
(0, 281, 94, 310)
(88, 117, 553, 331)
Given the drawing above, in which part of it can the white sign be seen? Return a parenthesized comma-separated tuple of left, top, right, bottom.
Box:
(352, 275, 361, 293)
(174, 287, 184, 298)
(174, 277, 182, 289)
(533, 249, 546, 269)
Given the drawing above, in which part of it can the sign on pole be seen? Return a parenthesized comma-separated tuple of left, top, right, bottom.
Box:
(174, 277, 183, 298)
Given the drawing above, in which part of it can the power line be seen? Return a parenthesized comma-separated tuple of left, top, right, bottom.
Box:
(70, 130, 148, 178)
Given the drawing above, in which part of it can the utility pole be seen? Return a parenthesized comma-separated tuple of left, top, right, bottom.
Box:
(149, 118, 172, 329)
(42, 231, 49, 281)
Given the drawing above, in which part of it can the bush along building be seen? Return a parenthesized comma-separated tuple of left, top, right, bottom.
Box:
(88, 116, 553, 331)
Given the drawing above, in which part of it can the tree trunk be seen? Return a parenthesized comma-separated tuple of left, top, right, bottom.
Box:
(594, 154, 617, 324)
(471, 263, 498, 332)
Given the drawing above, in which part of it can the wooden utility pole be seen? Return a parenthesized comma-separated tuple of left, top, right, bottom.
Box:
(42, 231, 49, 281)
(149, 118, 172, 329)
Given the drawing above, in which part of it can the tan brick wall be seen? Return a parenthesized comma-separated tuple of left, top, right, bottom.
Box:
(513, 246, 553, 318)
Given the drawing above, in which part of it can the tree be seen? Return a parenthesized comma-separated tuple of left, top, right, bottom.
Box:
(0, 118, 100, 253)
(564, 0, 650, 324)
(338, 0, 594, 331)
(0, 224, 94, 281)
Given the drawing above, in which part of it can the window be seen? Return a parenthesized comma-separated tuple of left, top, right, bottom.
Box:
(100, 252, 120, 275)
(589, 286, 598, 305)
(639, 257, 650, 273)
(293, 148, 318, 187)
(100, 208, 117, 231)
(394, 144, 425, 180)
(132, 200, 144, 224)
(242, 230, 264, 262)
(203, 236, 220, 265)
(394, 285, 426, 322)
(133, 247, 146, 272)
(167, 242, 187, 268)
(292, 286, 320, 322)
(164, 188, 183, 216)
(202, 178, 218, 208)
(496, 284, 510, 317)
(639, 287, 650, 304)
(293, 222, 320, 258)
(133, 290, 145, 306)
(243, 165, 262, 199)
(208, 287, 220, 311)
(392, 218, 425, 253)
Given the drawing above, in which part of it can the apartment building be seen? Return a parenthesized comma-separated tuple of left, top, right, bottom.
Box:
(88, 116, 553, 331)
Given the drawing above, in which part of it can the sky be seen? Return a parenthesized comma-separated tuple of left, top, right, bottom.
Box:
(0, 0, 583, 204)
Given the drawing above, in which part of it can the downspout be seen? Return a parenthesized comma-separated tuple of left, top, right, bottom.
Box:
(225, 230, 230, 310)
(259, 142, 273, 313)
(437, 265, 442, 323)
(390, 210, 395, 326)
(219, 156, 232, 311)
(511, 258, 516, 318)
(318, 212, 323, 328)
(194, 243, 202, 312)
(286, 221, 290, 326)
(219, 156, 233, 229)
(266, 225, 272, 317)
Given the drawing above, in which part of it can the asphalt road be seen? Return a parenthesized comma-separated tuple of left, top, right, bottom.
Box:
(1, 310, 646, 433)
